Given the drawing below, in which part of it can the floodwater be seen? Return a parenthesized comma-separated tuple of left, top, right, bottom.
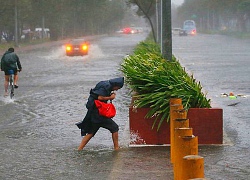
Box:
(173, 33, 250, 180)
(0, 34, 171, 180)
(0, 32, 250, 180)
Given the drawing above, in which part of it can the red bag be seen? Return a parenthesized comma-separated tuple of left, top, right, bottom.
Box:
(94, 100, 116, 118)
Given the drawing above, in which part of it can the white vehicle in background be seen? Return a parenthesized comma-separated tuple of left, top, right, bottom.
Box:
(183, 20, 197, 35)
(34, 28, 50, 39)
(172, 28, 181, 35)
(130, 27, 144, 34)
(116, 29, 123, 34)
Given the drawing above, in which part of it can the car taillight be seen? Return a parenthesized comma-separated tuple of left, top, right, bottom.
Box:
(66, 46, 72, 51)
(82, 44, 88, 51)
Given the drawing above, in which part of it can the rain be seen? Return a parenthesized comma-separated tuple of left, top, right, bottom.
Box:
(1, 1, 250, 180)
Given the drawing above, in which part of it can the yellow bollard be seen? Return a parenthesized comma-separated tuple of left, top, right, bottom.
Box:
(169, 98, 182, 106)
(173, 128, 193, 168)
(170, 103, 183, 163)
(173, 109, 188, 128)
(172, 127, 193, 175)
(170, 105, 183, 162)
(182, 155, 205, 180)
(174, 135, 198, 180)
(171, 118, 189, 163)
(169, 99, 182, 127)
(174, 109, 187, 119)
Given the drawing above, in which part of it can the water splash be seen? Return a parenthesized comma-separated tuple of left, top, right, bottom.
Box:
(130, 130, 146, 145)
(88, 44, 104, 58)
(0, 96, 15, 104)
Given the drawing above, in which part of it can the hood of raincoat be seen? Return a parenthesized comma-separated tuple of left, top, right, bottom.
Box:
(91, 77, 124, 96)
(86, 77, 124, 109)
(109, 77, 124, 89)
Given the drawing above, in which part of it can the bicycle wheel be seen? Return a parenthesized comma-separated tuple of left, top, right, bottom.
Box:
(9, 75, 14, 99)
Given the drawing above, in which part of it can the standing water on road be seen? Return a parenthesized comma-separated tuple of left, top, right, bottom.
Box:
(173, 34, 250, 180)
(0, 34, 173, 180)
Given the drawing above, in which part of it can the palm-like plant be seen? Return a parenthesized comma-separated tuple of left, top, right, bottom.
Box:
(120, 41, 211, 130)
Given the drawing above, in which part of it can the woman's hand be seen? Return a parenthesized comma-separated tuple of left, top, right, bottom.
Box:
(98, 92, 116, 101)
(110, 93, 116, 100)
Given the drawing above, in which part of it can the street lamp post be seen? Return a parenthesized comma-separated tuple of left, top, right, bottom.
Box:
(161, 0, 172, 61)
(156, 0, 161, 43)
(14, 0, 18, 47)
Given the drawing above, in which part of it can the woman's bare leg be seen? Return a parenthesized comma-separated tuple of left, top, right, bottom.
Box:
(78, 134, 93, 150)
(112, 132, 119, 150)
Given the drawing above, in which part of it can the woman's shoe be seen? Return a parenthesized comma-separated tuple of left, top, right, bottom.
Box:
(14, 85, 18, 88)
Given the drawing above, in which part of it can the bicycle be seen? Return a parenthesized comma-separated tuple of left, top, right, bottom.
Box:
(8, 70, 15, 99)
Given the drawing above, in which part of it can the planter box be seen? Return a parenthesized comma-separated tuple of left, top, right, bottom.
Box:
(129, 107, 169, 145)
(129, 107, 223, 145)
(187, 108, 223, 144)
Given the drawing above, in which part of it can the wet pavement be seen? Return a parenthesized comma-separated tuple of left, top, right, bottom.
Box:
(0, 34, 173, 180)
(173, 34, 250, 180)
(0, 33, 250, 180)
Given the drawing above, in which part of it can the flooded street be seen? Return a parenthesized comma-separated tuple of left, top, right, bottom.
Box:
(173, 34, 250, 180)
(1, 32, 250, 180)
(1, 34, 166, 180)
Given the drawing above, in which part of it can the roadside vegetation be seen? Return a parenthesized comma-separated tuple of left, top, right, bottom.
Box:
(120, 39, 211, 130)
(177, 0, 250, 35)
(129, 1, 250, 39)
(0, 0, 127, 42)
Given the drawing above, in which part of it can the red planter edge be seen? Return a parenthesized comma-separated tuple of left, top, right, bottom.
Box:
(129, 107, 223, 145)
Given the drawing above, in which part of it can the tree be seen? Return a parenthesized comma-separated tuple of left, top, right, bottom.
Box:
(0, 0, 127, 42)
(128, 0, 157, 42)
(237, 0, 250, 32)
(0, 1, 15, 42)
(177, 0, 250, 32)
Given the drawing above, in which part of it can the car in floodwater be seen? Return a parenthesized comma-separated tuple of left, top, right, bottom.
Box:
(65, 38, 89, 56)
(122, 27, 132, 34)
(183, 20, 197, 35)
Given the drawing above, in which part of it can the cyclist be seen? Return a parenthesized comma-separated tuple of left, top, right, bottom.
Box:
(1, 47, 22, 96)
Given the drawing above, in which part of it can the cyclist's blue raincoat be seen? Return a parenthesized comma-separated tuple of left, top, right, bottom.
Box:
(76, 77, 124, 136)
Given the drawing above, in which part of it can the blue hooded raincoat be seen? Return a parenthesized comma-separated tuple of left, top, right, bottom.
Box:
(76, 77, 124, 136)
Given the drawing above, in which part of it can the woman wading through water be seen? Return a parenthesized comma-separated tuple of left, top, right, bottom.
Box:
(76, 77, 124, 150)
